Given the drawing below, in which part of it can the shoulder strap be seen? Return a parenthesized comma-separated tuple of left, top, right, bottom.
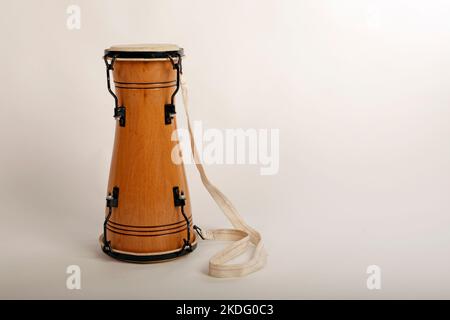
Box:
(180, 76, 267, 278)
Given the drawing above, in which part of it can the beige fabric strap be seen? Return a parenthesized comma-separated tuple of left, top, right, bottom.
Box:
(180, 76, 267, 278)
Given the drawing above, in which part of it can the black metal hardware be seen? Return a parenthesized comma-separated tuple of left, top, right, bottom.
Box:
(172, 186, 192, 252)
(165, 104, 176, 125)
(164, 54, 182, 125)
(103, 186, 119, 252)
(114, 106, 126, 127)
(103, 55, 118, 107)
(180, 205, 192, 252)
(172, 186, 186, 207)
(193, 225, 205, 240)
(106, 186, 119, 208)
(103, 55, 126, 127)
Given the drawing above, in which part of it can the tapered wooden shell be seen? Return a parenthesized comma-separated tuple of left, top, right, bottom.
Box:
(104, 58, 195, 255)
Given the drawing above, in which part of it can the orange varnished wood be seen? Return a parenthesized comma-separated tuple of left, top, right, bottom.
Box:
(105, 58, 195, 254)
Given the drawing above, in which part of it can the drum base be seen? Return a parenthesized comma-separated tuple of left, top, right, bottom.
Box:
(99, 234, 197, 263)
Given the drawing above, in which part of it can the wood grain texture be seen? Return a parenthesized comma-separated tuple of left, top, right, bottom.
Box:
(105, 59, 195, 254)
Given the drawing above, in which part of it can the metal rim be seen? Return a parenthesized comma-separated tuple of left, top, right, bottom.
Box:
(101, 243, 197, 263)
(104, 48, 184, 59)
(99, 235, 197, 263)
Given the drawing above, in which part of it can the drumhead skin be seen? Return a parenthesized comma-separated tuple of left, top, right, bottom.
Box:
(104, 43, 184, 59)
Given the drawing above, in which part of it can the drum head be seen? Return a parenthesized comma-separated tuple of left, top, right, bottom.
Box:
(104, 44, 183, 59)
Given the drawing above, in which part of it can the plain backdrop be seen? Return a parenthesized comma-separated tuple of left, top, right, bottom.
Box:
(1, 0, 450, 299)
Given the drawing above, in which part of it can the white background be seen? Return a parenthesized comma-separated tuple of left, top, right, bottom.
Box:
(1, 0, 450, 299)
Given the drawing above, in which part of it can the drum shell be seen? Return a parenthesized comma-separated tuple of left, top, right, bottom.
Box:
(105, 58, 195, 255)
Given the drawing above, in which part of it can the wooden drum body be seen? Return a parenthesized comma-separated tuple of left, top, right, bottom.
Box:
(100, 45, 196, 262)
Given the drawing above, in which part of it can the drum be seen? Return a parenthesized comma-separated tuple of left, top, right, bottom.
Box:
(100, 44, 196, 262)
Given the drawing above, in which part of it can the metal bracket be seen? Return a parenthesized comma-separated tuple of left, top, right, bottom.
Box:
(103, 186, 119, 252)
(173, 186, 186, 207)
(106, 186, 119, 208)
(193, 225, 205, 240)
(165, 104, 176, 125)
(164, 54, 182, 125)
(114, 106, 126, 127)
(103, 55, 126, 127)
(172, 186, 192, 252)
